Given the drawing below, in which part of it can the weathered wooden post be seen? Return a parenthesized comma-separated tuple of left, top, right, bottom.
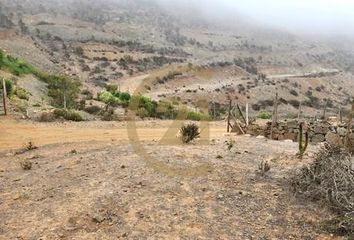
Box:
(227, 99, 232, 132)
(339, 107, 343, 123)
(63, 93, 67, 109)
(322, 99, 329, 120)
(270, 88, 278, 139)
(273, 88, 278, 123)
(298, 84, 302, 121)
(246, 102, 249, 126)
(2, 78, 7, 115)
(345, 100, 354, 148)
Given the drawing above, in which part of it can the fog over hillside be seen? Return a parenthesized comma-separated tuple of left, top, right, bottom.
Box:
(155, 0, 354, 37)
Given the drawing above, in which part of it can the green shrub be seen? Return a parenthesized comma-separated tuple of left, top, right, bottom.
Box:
(119, 92, 131, 102)
(156, 101, 178, 119)
(257, 111, 272, 119)
(46, 75, 81, 108)
(98, 91, 122, 106)
(186, 111, 210, 121)
(131, 95, 158, 117)
(64, 110, 84, 122)
(15, 88, 30, 100)
(137, 107, 149, 119)
(53, 109, 84, 122)
(180, 123, 200, 144)
(106, 84, 118, 93)
(0, 50, 36, 76)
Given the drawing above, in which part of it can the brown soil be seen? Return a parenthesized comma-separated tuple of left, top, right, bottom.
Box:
(0, 117, 340, 239)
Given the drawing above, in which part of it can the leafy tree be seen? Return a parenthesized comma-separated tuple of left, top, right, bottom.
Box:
(47, 75, 81, 109)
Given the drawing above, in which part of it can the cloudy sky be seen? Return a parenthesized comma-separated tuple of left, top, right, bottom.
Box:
(157, 0, 354, 35)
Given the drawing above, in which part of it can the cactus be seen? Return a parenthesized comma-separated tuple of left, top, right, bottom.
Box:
(298, 122, 309, 158)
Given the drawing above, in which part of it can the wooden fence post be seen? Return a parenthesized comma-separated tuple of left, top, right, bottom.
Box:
(227, 99, 232, 132)
(345, 101, 354, 148)
(339, 107, 343, 123)
(2, 78, 7, 115)
(246, 102, 249, 126)
(270, 88, 278, 139)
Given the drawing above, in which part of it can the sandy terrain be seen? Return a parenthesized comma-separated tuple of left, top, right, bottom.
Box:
(0, 117, 339, 239)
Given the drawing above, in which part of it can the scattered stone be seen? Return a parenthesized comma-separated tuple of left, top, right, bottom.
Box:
(216, 194, 224, 200)
(92, 214, 106, 223)
(20, 160, 32, 170)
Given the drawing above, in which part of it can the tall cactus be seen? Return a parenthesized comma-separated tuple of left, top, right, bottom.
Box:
(298, 122, 309, 158)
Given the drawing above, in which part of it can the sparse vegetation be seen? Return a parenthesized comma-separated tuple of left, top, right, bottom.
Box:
(20, 160, 32, 170)
(226, 139, 235, 151)
(258, 160, 271, 176)
(53, 109, 84, 121)
(257, 111, 272, 119)
(291, 144, 354, 236)
(180, 123, 200, 143)
(0, 49, 36, 76)
(15, 88, 31, 100)
(25, 141, 38, 151)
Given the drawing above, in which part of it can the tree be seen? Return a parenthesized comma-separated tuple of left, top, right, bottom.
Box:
(47, 75, 81, 109)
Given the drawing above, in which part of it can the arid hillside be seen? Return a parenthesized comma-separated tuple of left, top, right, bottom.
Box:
(0, 0, 353, 121)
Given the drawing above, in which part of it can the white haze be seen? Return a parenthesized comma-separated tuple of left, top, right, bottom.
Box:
(155, 0, 354, 36)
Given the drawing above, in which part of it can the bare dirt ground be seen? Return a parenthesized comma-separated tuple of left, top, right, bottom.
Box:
(0, 118, 339, 239)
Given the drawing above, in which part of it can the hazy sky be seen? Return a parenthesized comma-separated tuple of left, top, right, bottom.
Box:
(158, 0, 354, 36)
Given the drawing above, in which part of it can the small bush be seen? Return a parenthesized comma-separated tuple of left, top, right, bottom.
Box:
(180, 123, 200, 144)
(25, 141, 38, 151)
(137, 107, 149, 119)
(15, 88, 30, 100)
(186, 111, 210, 121)
(20, 160, 32, 170)
(257, 111, 272, 119)
(53, 109, 84, 122)
(258, 160, 271, 176)
(289, 89, 298, 96)
(65, 111, 84, 121)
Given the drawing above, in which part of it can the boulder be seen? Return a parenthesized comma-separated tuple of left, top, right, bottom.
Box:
(312, 134, 325, 143)
(337, 127, 347, 137)
(287, 120, 298, 129)
(283, 132, 297, 141)
(325, 132, 343, 147)
(314, 125, 329, 135)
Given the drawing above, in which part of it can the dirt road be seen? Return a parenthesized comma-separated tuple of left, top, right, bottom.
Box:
(0, 117, 226, 151)
(0, 117, 339, 239)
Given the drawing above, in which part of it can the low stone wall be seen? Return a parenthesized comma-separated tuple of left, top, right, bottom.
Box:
(234, 120, 354, 144)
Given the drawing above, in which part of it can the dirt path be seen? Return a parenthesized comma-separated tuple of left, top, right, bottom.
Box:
(0, 118, 226, 151)
(117, 74, 149, 93)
